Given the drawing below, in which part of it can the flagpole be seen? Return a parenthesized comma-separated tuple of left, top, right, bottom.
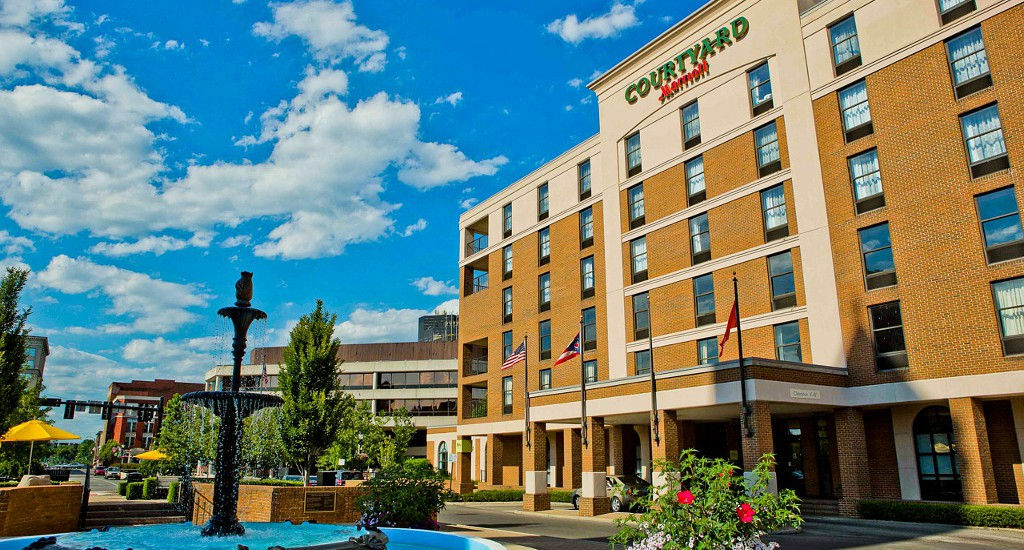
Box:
(524, 335, 531, 449)
(580, 315, 588, 448)
(734, 273, 752, 438)
(648, 321, 660, 446)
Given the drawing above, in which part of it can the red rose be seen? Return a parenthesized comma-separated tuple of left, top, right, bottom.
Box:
(676, 490, 694, 505)
(736, 502, 755, 523)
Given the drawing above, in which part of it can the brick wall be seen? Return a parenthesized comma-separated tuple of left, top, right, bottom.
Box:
(983, 399, 1022, 504)
(192, 483, 366, 525)
(863, 408, 902, 500)
(0, 485, 83, 537)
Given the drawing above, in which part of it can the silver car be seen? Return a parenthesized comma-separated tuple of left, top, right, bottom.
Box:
(570, 475, 651, 512)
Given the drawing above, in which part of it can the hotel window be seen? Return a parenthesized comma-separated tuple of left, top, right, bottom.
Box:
(947, 27, 991, 99)
(938, 0, 976, 24)
(686, 156, 706, 206)
(849, 149, 884, 214)
(993, 277, 1024, 355)
(839, 80, 872, 142)
(682, 100, 701, 149)
(584, 359, 598, 383)
(538, 183, 549, 221)
(503, 330, 513, 360)
(829, 14, 861, 76)
(774, 321, 802, 362)
(768, 251, 797, 310)
(869, 300, 908, 370)
(633, 292, 650, 340)
(976, 187, 1024, 263)
(694, 273, 716, 327)
(761, 184, 788, 242)
(502, 245, 513, 280)
(539, 319, 552, 360)
(748, 62, 773, 116)
(538, 227, 550, 265)
(580, 206, 594, 248)
(697, 337, 718, 365)
(502, 287, 513, 323)
(626, 132, 642, 177)
(502, 375, 513, 414)
(539, 368, 552, 390)
(628, 183, 645, 229)
(635, 349, 652, 376)
(960, 103, 1009, 178)
(538, 273, 551, 312)
(582, 306, 597, 351)
(755, 122, 781, 177)
(581, 255, 595, 299)
(690, 213, 710, 265)
(913, 406, 962, 501)
(630, 237, 648, 283)
(859, 222, 897, 290)
(578, 159, 592, 200)
(502, 203, 512, 238)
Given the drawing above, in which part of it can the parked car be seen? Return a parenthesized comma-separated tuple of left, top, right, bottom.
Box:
(104, 467, 121, 479)
(120, 470, 144, 482)
(336, 470, 363, 485)
(281, 474, 303, 483)
(93, 466, 106, 476)
(571, 475, 651, 513)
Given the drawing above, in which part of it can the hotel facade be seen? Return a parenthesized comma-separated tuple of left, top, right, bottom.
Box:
(427, 0, 1024, 516)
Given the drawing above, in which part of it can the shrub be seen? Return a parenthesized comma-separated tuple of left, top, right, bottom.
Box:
(125, 482, 144, 500)
(550, 489, 573, 503)
(357, 460, 454, 530)
(454, 489, 524, 502)
(0, 481, 17, 488)
(167, 481, 180, 504)
(239, 478, 302, 487)
(117, 481, 128, 496)
(142, 477, 158, 499)
(857, 500, 1024, 528)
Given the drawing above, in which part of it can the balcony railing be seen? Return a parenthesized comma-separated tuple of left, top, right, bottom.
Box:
(466, 234, 488, 256)
(466, 398, 488, 418)
(472, 272, 489, 293)
(469, 357, 488, 375)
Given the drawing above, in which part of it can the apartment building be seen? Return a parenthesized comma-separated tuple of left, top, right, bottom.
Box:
(100, 379, 204, 451)
(429, 0, 1024, 517)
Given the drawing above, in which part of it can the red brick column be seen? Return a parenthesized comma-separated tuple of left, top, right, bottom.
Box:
(523, 422, 550, 511)
(834, 408, 870, 516)
(562, 429, 582, 490)
(950, 397, 998, 504)
(607, 425, 624, 475)
(580, 417, 610, 516)
(452, 436, 474, 494)
(740, 401, 774, 472)
(652, 410, 681, 489)
(486, 433, 504, 487)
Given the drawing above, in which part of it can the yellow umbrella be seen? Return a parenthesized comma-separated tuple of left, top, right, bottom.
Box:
(0, 420, 80, 475)
(134, 449, 168, 461)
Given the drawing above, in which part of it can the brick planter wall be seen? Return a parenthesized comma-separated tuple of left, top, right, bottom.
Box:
(0, 484, 83, 537)
(192, 484, 367, 525)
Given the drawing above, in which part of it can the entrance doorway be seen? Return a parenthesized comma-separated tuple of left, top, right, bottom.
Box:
(774, 419, 805, 496)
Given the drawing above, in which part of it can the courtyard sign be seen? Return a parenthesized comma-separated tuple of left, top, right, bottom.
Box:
(624, 16, 750, 105)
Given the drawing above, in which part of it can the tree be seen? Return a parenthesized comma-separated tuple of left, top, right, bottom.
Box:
(97, 440, 121, 466)
(75, 439, 95, 465)
(0, 268, 30, 434)
(0, 376, 49, 477)
(278, 300, 354, 485)
(320, 405, 417, 471)
(367, 409, 416, 470)
(156, 394, 217, 475)
(241, 407, 285, 477)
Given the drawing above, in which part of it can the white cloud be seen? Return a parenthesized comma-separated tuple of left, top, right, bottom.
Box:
(334, 306, 424, 343)
(459, 197, 478, 210)
(411, 276, 457, 296)
(398, 142, 507, 190)
(567, 77, 583, 88)
(162, 39, 184, 50)
(0, 0, 79, 30)
(252, 0, 389, 72)
(36, 255, 210, 334)
(122, 336, 217, 373)
(433, 91, 462, 107)
(589, 69, 603, 80)
(88, 233, 211, 257)
(547, 2, 639, 44)
(199, 38, 210, 47)
(220, 234, 251, 248)
(0, 230, 33, 254)
(565, 105, 573, 111)
(433, 298, 458, 315)
(93, 35, 115, 58)
(401, 218, 426, 237)
(395, 46, 406, 60)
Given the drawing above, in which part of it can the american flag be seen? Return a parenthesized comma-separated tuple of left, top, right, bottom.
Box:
(553, 333, 581, 367)
(501, 340, 526, 370)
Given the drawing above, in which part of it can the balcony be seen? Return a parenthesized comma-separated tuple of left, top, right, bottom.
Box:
(464, 256, 489, 296)
(466, 232, 488, 256)
(464, 385, 488, 419)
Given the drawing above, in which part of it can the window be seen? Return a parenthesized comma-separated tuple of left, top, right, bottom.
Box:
(961, 104, 1009, 178)
(839, 80, 872, 142)
(626, 132, 642, 177)
(539, 368, 552, 390)
(859, 222, 897, 290)
(697, 337, 718, 365)
(774, 322, 802, 362)
(633, 292, 650, 340)
(502, 203, 512, 238)
(538, 273, 551, 312)
(502, 287, 513, 323)
(682, 101, 701, 149)
(869, 301, 908, 370)
(754, 122, 781, 177)
(628, 183, 645, 228)
(502, 245, 513, 280)
(581, 256, 595, 298)
(849, 149, 885, 214)
(502, 376, 513, 414)
(635, 349, 652, 375)
(539, 320, 552, 360)
(503, 330, 513, 360)
(913, 406, 963, 501)
(694, 274, 716, 327)
(947, 27, 991, 100)
(580, 206, 594, 248)
(469, 387, 488, 418)
(829, 15, 861, 76)
(686, 156, 706, 205)
(992, 277, 1024, 355)
(938, 0, 976, 24)
(748, 62, 773, 115)
(768, 251, 797, 310)
(538, 183, 549, 220)
(584, 359, 598, 383)
(761, 184, 788, 241)
(976, 187, 1024, 263)
(690, 213, 710, 265)
(630, 237, 648, 283)
(538, 227, 550, 265)
(582, 307, 597, 351)
(578, 159, 592, 200)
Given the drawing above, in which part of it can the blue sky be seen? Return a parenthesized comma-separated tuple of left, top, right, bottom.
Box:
(0, 0, 701, 438)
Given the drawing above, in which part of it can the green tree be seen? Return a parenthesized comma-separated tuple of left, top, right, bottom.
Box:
(368, 409, 416, 470)
(75, 439, 95, 465)
(97, 440, 121, 466)
(241, 407, 285, 477)
(0, 268, 30, 434)
(0, 372, 49, 477)
(279, 300, 354, 485)
(156, 394, 217, 475)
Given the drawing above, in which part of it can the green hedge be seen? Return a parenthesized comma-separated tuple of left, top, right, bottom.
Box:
(125, 482, 144, 500)
(550, 489, 573, 503)
(858, 499, 1024, 528)
(452, 489, 524, 502)
(238, 478, 302, 487)
(117, 481, 128, 496)
(142, 477, 158, 499)
(0, 481, 17, 488)
(167, 481, 180, 504)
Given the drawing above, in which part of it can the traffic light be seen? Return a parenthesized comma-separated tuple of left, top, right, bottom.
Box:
(63, 403, 74, 420)
(39, 397, 61, 407)
(101, 404, 110, 420)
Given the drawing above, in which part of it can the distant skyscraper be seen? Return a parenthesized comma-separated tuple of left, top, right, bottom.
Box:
(418, 314, 458, 342)
(22, 335, 48, 388)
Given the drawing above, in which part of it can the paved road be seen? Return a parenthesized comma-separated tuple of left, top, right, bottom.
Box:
(70, 473, 121, 494)
(439, 501, 1024, 550)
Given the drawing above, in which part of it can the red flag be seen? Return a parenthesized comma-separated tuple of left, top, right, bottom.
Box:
(720, 300, 738, 355)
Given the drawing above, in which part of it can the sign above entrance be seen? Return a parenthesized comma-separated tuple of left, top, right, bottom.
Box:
(624, 16, 749, 105)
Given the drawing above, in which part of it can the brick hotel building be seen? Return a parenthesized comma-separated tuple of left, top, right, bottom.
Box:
(426, 0, 1024, 516)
